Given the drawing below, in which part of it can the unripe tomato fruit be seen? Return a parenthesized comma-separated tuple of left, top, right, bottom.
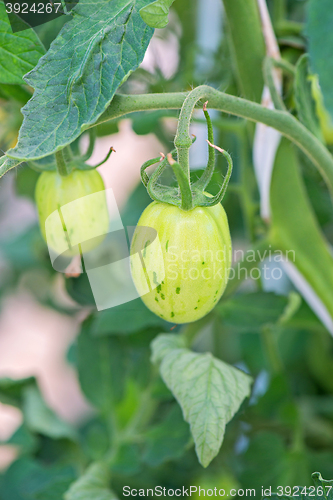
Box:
(35, 169, 109, 257)
(311, 75, 333, 144)
(130, 201, 232, 323)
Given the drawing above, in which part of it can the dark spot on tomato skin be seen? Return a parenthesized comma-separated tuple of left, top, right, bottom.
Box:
(160, 293, 165, 300)
(166, 240, 169, 251)
(153, 272, 159, 286)
(162, 281, 164, 284)
(194, 307, 198, 310)
(171, 312, 175, 318)
(155, 297, 159, 302)
(143, 240, 150, 258)
(176, 287, 180, 294)
(198, 299, 200, 302)
(156, 285, 161, 293)
(202, 262, 205, 265)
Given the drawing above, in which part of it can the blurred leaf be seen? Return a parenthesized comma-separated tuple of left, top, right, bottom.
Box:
(8, 0, 154, 160)
(307, 0, 333, 122)
(0, 458, 73, 500)
(1, 225, 49, 271)
(143, 404, 190, 466)
(15, 165, 39, 200)
(270, 138, 333, 324)
(0, 1, 45, 85)
(131, 110, 174, 135)
(217, 292, 288, 333)
(140, 0, 175, 29)
(77, 319, 126, 411)
(65, 273, 96, 307)
(64, 462, 117, 500)
(0, 377, 76, 441)
(95, 121, 119, 138)
(307, 329, 333, 393)
(23, 385, 77, 441)
(120, 180, 152, 227)
(240, 431, 309, 491)
(0, 84, 31, 103)
(115, 379, 141, 428)
(0, 377, 35, 407)
(91, 298, 169, 336)
(33, 15, 70, 50)
(294, 54, 323, 141)
(111, 444, 141, 475)
(33, 474, 76, 500)
(5, 425, 38, 456)
(80, 419, 110, 462)
(152, 334, 252, 467)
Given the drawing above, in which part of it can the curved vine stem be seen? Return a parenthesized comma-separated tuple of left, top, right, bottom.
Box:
(174, 86, 210, 177)
(95, 85, 333, 200)
(194, 101, 216, 191)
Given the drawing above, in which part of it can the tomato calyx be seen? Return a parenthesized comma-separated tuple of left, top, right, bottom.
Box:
(27, 128, 115, 175)
(140, 93, 233, 211)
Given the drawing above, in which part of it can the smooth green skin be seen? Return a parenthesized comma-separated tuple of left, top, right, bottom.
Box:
(130, 201, 232, 324)
(35, 169, 109, 257)
(311, 75, 333, 144)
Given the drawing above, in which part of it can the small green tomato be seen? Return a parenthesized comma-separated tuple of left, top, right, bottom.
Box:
(35, 169, 109, 257)
(130, 201, 232, 324)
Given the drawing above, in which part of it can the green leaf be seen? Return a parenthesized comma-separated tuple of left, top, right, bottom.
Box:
(0, 155, 22, 180)
(77, 320, 126, 410)
(294, 54, 323, 141)
(0, 377, 35, 407)
(91, 298, 169, 336)
(307, 0, 333, 122)
(4, 425, 38, 455)
(312, 472, 333, 499)
(151, 334, 252, 468)
(15, 164, 40, 200)
(270, 138, 333, 326)
(0, 377, 76, 441)
(111, 443, 141, 475)
(65, 273, 96, 307)
(33, 475, 76, 500)
(7, 0, 154, 161)
(0, 458, 74, 500)
(23, 385, 77, 441)
(0, 1, 45, 85)
(217, 292, 288, 333)
(64, 462, 117, 500)
(143, 404, 190, 466)
(140, 0, 175, 29)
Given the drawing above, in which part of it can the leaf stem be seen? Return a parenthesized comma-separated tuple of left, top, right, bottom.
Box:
(95, 86, 333, 199)
(55, 150, 69, 176)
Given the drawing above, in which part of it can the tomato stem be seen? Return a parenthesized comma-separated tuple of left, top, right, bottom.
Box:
(167, 154, 193, 210)
(96, 86, 333, 201)
(55, 149, 69, 176)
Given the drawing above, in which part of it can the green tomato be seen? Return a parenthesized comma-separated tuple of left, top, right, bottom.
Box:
(311, 75, 333, 144)
(35, 169, 109, 257)
(130, 201, 232, 324)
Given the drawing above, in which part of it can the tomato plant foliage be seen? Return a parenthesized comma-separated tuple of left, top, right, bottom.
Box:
(1, 0, 333, 496)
